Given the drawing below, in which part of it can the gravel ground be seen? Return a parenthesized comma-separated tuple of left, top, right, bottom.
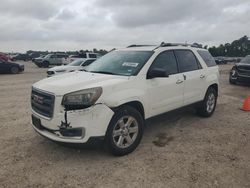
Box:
(0, 62, 250, 188)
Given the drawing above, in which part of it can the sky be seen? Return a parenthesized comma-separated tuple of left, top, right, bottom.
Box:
(0, 0, 250, 52)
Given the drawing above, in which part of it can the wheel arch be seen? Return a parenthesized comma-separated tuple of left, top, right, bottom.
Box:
(110, 100, 145, 119)
(208, 83, 218, 96)
(10, 65, 19, 73)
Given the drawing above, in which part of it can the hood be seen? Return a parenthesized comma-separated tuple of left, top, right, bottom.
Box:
(236, 63, 250, 70)
(34, 58, 44, 62)
(33, 71, 129, 96)
(49, 65, 81, 72)
(8, 61, 22, 67)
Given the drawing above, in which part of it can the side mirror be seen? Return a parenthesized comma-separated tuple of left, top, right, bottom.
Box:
(147, 68, 169, 79)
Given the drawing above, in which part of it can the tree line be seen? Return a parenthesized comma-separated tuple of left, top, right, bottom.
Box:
(208, 35, 250, 57)
(26, 35, 250, 58)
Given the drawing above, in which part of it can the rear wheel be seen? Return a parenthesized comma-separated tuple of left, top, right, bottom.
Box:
(10, 66, 19, 74)
(106, 105, 144, 156)
(196, 87, 217, 117)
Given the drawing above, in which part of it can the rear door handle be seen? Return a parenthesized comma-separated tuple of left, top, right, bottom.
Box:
(200, 74, 205, 79)
(176, 79, 183, 84)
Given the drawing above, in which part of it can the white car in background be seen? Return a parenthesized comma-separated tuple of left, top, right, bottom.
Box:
(47, 59, 96, 77)
(68, 52, 100, 63)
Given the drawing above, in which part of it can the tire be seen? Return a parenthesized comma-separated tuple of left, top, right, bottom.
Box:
(10, 66, 19, 74)
(43, 61, 49, 68)
(196, 87, 217, 117)
(105, 105, 144, 156)
(229, 77, 236, 85)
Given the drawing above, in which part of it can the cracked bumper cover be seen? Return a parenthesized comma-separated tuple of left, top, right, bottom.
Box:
(31, 104, 114, 143)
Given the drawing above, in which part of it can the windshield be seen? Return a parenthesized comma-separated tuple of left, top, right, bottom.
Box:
(68, 59, 83, 66)
(86, 51, 154, 76)
(44, 54, 51, 59)
(240, 56, 250, 64)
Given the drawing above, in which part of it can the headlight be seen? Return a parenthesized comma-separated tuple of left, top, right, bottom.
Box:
(231, 67, 237, 76)
(231, 69, 236, 76)
(62, 87, 102, 110)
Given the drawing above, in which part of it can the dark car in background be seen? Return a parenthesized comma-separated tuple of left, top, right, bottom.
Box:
(229, 55, 250, 84)
(29, 52, 42, 61)
(0, 60, 24, 74)
(12, 53, 30, 61)
(214, 57, 226, 64)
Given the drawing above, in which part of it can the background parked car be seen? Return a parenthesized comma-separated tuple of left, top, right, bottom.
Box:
(0, 60, 24, 74)
(214, 57, 226, 64)
(34, 54, 69, 68)
(229, 55, 250, 84)
(29, 52, 42, 61)
(47, 58, 96, 77)
(0, 52, 10, 61)
(68, 52, 100, 63)
(12, 53, 30, 61)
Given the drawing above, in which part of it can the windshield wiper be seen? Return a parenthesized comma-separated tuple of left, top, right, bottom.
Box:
(89, 71, 116, 75)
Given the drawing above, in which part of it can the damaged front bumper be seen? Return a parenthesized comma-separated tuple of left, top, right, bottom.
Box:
(31, 104, 114, 143)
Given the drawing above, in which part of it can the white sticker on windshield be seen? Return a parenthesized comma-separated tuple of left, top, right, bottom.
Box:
(122, 62, 139, 67)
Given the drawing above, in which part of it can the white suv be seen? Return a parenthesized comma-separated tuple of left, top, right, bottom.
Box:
(31, 43, 219, 156)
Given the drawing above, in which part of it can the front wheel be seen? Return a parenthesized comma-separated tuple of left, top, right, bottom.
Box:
(196, 87, 217, 117)
(10, 66, 19, 74)
(43, 61, 49, 68)
(106, 106, 144, 156)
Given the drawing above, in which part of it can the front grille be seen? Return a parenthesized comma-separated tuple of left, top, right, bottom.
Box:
(238, 68, 250, 76)
(47, 71, 55, 75)
(31, 89, 55, 118)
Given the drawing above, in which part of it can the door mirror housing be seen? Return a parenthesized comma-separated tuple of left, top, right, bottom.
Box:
(147, 68, 169, 79)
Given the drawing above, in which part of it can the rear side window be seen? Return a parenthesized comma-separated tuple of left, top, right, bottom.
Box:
(175, 50, 199, 72)
(89, 54, 97, 58)
(197, 50, 216, 67)
(150, 50, 178, 75)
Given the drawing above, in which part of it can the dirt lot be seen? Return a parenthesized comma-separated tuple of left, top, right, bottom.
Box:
(0, 62, 250, 188)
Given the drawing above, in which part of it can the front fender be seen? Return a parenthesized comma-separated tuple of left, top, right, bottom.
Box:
(101, 88, 148, 116)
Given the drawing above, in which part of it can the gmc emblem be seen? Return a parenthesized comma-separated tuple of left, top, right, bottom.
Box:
(33, 94, 44, 104)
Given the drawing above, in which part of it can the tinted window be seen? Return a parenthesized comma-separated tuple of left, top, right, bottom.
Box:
(89, 54, 97, 58)
(57, 54, 67, 58)
(79, 54, 87, 58)
(50, 55, 57, 58)
(82, 59, 95, 66)
(150, 51, 178, 75)
(197, 50, 216, 67)
(175, 50, 199, 72)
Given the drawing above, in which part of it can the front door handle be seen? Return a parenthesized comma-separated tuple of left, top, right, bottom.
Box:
(176, 79, 183, 84)
(200, 74, 205, 79)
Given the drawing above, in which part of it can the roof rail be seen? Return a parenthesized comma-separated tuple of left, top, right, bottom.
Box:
(153, 42, 203, 50)
(127, 44, 156, 48)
